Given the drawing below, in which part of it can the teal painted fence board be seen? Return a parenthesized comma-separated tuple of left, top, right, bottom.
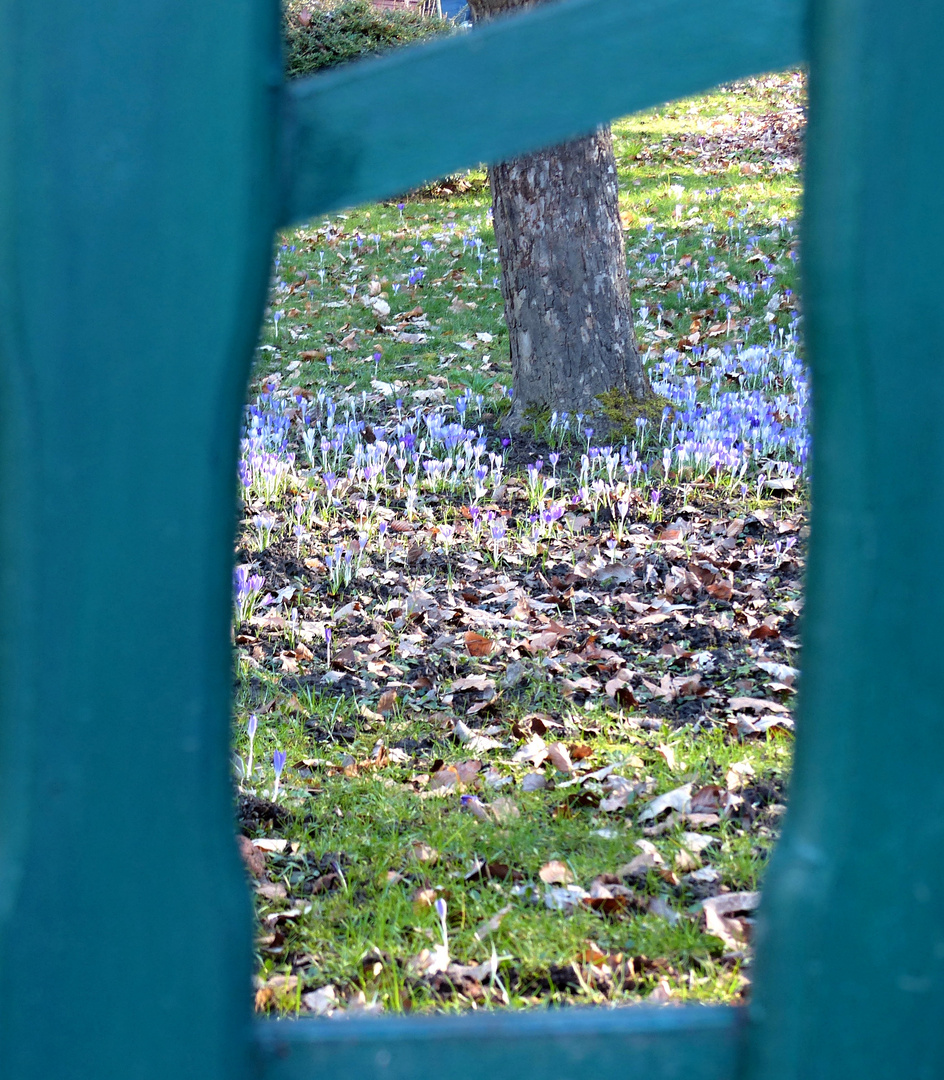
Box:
(0, 2, 280, 1078)
(254, 1006, 742, 1080)
(4, 0, 942, 1078)
(747, 2, 944, 1078)
(280, 0, 806, 223)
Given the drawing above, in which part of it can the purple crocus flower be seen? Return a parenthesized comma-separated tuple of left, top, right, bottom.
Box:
(272, 749, 287, 799)
(245, 713, 258, 785)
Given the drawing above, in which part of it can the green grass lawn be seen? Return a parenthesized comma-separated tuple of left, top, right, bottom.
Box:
(235, 70, 806, 1017)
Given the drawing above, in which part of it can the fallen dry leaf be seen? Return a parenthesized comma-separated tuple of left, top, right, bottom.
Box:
(428, 766, 459, 790)
(728, 696, 790, 713)
(656, 743, 678, 771)
(511, 734, 548, 766)
(521, 772, 548, 791)
(464, 630, 495, 657)
(707, 579, 734, 600)
(237, 834, 266, 879)
(255, 880, 287, 901)
(617, 849, 663, 880)
(302, 985, 336, 1015)
(453, 719, 503, 752)
(377, 689, 398, 714)
(702, 891, 761, 950)
(546, 741, 575, 775)
(252, 838, 290, 853)
(638, 783, 693, 822)
(409, 841, 439, 864)
(674, 847, 701, 872)
(539, 859, 575, 884)
(412, 887, 438, 909)
(255, 974, 299, 1012)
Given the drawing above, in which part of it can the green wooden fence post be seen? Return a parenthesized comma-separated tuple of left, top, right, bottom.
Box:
(0, 3, 280, 1078)
(747, 3, 944, 1078)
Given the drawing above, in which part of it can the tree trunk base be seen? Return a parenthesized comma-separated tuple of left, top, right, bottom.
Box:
(489, 126, 650, 428)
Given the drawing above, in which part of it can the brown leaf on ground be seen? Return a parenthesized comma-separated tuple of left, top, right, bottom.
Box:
(674, 847, 701, 872)
(521, 772, 548, 791)
(237, 834, 266, 879)
(255, 975, 299, 1013)
(466, 858, 517, 882)
(546, 741, 575, 775)
(647, 978, 675, 1002)
(522, 630, 564, 654)
(512, 734, 548, 767)
(453, 719, 503, 752)
(377, 689, 398, 714)
(690, 784, 725, 813)
(451, 675, 495, 693)
(409, 841, 439, 864)
(309, 873, 341, 895)
(702, 891, 761, 950)
(617, 850, 663, 881)
(539, 859, 575, 884)
(454, 759, 483, 784)
(638, 783, 693, 821)
(464, 630, 495, 657)
(656, 743, 678, 771)
(598, 774, 636, 812)
(428, 766, 459, 790)
(583, 894, 636, 917)
(728, 696, 790, 713)
(302, 985, 337, 1015)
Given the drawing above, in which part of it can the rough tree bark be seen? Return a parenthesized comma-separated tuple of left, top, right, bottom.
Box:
(467, 0, 652, 429)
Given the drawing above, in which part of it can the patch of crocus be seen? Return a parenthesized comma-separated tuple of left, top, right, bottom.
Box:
(252, 512, 277, 550)
(234, 566, 266, 622)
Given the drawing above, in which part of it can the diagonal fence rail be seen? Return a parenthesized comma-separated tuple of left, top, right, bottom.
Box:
(280, 0, 806, 221)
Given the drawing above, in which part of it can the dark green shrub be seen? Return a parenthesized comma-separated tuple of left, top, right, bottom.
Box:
(283, 0, 453, 78)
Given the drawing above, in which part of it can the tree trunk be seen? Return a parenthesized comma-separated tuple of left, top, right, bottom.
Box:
(467, 0, 651, 428)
